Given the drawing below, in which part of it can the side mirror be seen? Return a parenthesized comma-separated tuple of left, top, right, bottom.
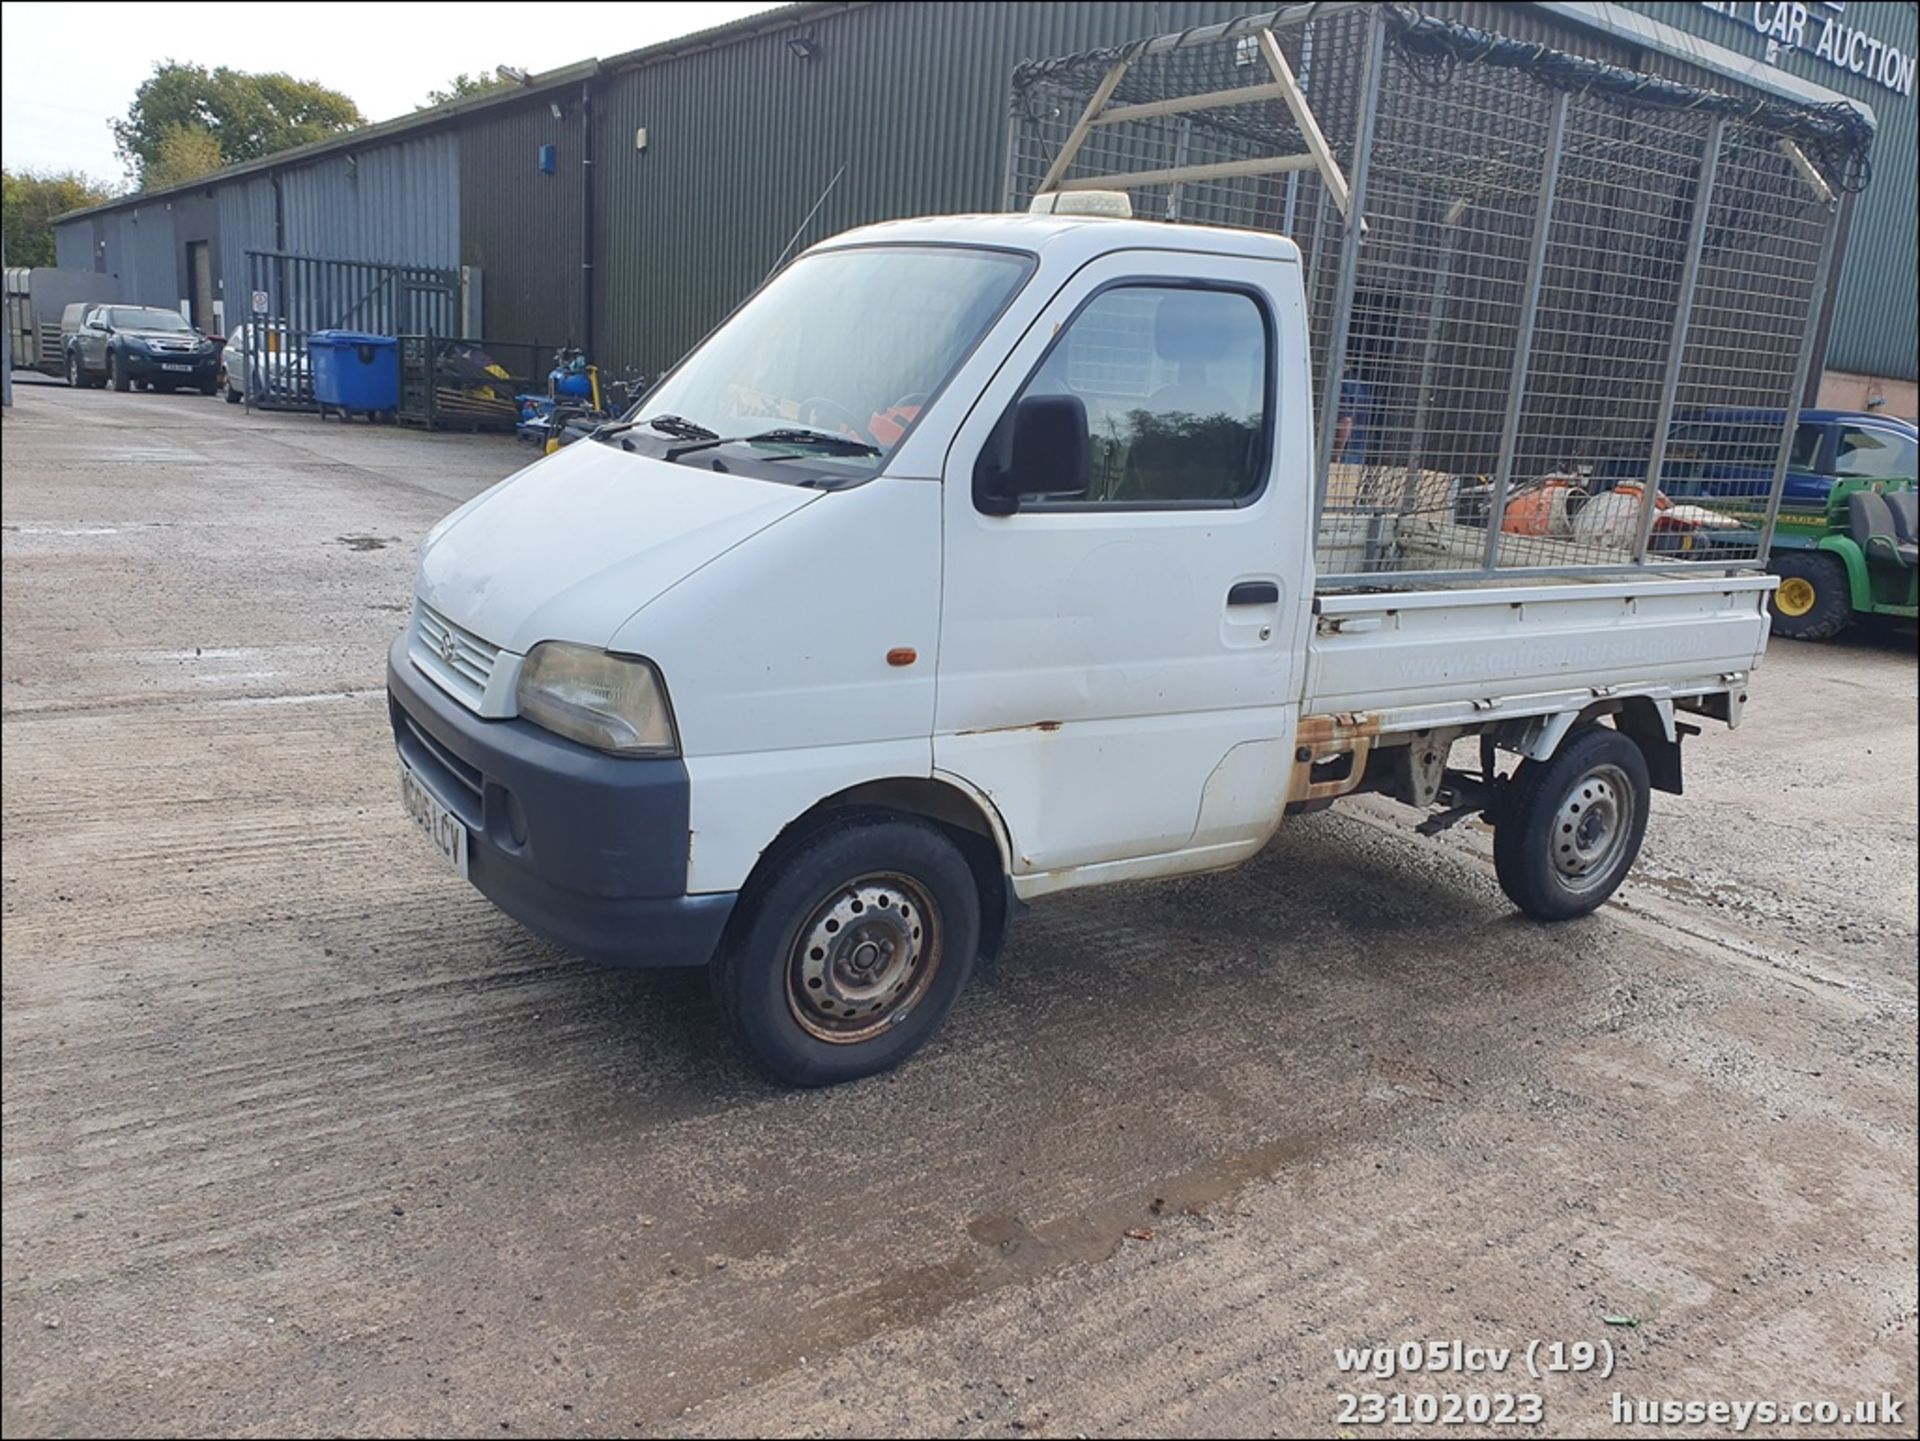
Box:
(973, 393, 1091, 515)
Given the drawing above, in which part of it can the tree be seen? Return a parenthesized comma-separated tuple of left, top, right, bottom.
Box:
(422, 72, 510, 109)
(145, 125, 226, 189)
(113, 62, 364, 189)
(2, 168, 117, 268)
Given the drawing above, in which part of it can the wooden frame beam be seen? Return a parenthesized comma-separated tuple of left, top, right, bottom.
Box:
(1257, 28, 1352, 218)
(1778, 139, 1834, 203)
(1058, 153, 1321, 192)
(1092, 81, 1288, 127)
(1035, 58, 1132, 196)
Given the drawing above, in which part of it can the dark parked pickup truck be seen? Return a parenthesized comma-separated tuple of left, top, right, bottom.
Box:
(65, 304, 220, 394)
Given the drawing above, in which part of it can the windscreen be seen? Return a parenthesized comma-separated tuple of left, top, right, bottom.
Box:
(639, 246, 1032, 473)
(112, 307, 193, 332)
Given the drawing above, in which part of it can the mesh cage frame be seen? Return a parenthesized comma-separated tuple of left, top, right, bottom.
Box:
(1008, 4, 1863, 588)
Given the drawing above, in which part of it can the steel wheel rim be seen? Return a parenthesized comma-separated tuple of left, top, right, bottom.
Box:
(1775, 577, 1816, 617)
(786, 871, 942, 1044)
(1550, 763, 1635, 893)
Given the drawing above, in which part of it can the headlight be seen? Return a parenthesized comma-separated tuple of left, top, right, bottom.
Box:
(121, 336, 149, 352)
(515, 642, 678, 756)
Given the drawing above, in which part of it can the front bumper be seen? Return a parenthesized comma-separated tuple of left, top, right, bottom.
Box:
(124, 349, 219, 383)
(386, 633, 735, 967)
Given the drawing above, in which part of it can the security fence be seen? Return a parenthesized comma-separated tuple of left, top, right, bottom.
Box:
(239, 252, 458, 412)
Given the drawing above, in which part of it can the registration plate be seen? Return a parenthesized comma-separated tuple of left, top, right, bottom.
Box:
(161, 363, 193, 372)
(399, 758, 468, 877)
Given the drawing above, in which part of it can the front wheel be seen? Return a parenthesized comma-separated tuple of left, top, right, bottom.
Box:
(66, 349, 83, 388)
(109, 350, 131, 392)
(710, 811, 981, 1086)
(1493, 724, 1650, 921)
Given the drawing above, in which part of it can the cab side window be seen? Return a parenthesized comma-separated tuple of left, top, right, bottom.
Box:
(1014, 285, 1270, 506)
(1835, 426, 1918, 482)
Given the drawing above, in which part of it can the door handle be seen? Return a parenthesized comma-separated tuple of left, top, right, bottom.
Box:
(1226, 581, 1279, 606)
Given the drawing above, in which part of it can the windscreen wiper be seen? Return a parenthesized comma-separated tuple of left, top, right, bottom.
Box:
(593, 413, 718, 443)
(664, 427, 882, 462)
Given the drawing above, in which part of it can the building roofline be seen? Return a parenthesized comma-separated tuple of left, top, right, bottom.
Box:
(1536, 1, 1878, 128)
(52, 2, 839, 225)
(52, 59, 602, 223)
(600, 2, 858, 73)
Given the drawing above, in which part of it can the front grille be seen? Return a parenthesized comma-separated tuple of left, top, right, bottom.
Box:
(412, 601, 500, 709)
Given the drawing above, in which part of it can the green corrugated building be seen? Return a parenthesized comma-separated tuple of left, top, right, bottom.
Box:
(50, 1, 1918, 415)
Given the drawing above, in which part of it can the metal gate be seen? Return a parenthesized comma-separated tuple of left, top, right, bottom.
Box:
(239, 251, 459, 411)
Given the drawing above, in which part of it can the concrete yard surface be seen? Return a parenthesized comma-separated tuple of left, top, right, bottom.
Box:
(2, 383, 1915, 1438)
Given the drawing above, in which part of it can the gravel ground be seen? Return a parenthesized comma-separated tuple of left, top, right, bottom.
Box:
(3, 381, 1915, 1438)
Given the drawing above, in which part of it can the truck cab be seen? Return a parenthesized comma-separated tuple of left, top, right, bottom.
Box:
(388, 209, 1772, 1086)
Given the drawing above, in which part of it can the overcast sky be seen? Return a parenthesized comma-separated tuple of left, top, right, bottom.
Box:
(1, 1, 779, 185)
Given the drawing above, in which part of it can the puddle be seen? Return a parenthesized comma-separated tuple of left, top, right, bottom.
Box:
(336, 534, 401, 551)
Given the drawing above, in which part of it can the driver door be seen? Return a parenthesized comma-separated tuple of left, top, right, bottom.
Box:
(936, 250, 1310, 883)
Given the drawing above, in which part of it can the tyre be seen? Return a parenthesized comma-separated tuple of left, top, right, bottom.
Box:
(109, 350, 131, 392)
(710, 810, 981, 1087)
(66, 348, 83, 388)
(1493, 724, 1650, 921)
(224, 383, 241, 404)
(199, 378, 219, 397)
(1768, 550, 1852, 641)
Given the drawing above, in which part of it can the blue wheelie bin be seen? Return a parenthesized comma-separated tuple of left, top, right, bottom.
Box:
(307, 330, 400, 421)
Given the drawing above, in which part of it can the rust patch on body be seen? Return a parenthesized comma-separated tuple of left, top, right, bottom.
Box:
(1289, 712, 1379, 804)
(957, 720, 1063, 737)
(1293, 711, 1382, 747)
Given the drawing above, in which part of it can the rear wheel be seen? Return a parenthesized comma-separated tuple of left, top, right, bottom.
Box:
(1768, 550, 1852, 641)
(710, 811, 981, 1087)
(1493, 724, 1650, 921)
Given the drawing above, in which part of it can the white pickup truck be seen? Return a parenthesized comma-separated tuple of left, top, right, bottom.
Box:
(388, 206, 1772, 1085)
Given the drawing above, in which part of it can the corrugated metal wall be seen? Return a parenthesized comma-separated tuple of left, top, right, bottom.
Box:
(1626, 2, 1916, 382)
(87, 204, 180, 310)
(459, 95, 585, 348)
(54, 224, 93, 271)
(43, 0, 1910, 385)
(278, 132, 460, 267)
(591, 0, 1281, 375)
(217, 176, 278, 332)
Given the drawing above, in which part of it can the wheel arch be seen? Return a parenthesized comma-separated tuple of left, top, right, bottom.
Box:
(1504, 696, 1682, 794)
(741, 775, 1016, 967)
(1814, 534, 1873, 612)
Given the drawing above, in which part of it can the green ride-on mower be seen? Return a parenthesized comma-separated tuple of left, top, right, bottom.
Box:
(1768, 479, 1918, 641)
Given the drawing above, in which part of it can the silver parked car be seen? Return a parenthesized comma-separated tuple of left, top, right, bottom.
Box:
(221, 322, 310, 403)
